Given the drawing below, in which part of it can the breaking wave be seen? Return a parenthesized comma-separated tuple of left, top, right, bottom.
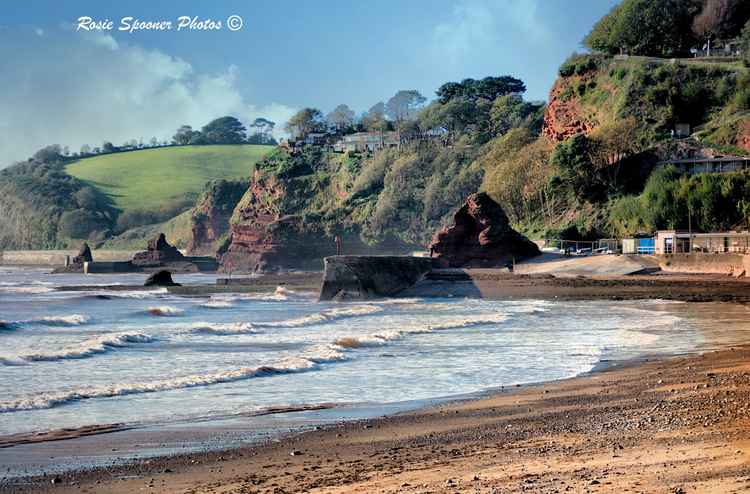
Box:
(0, 332, 155, 365)
(146, 306, 184, 317)
(7, 314, 91, 327)
(200, 300, 235, 309)
(259, 305, 383, 328)
(190, 321, 258, 335)
(333, 313, 507, 348)
(0, 286, 55, 294)
(0, 345, 346, 412)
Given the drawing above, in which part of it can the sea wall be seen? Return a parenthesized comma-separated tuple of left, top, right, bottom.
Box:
(0, 250, 137, 266)
(657, 253, 750, 277)
(319, 256, 436, 301)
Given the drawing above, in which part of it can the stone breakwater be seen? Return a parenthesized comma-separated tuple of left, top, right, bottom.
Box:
(318, 256, 436, 301)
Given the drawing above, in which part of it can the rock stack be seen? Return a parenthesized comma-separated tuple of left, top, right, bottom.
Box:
(132, 233, 185, 267)
(429, 192, 539, 268)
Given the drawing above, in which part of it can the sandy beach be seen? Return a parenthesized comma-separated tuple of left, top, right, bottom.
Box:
(5, 338, 748, 493)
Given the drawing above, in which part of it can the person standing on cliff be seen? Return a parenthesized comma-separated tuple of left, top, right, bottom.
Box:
(335, 234, 342, 255)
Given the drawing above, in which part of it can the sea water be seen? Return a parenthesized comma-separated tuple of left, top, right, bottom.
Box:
(0, 266, 718, 438)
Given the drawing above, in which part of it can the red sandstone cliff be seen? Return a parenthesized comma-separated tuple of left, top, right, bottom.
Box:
(187, 180, 247, 255)
(542, 78, 596, 142)
(220, 170, 414, 273)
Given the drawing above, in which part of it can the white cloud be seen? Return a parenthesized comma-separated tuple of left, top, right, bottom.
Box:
(432, 0, 550, 66)
(0, 30, 295, 166)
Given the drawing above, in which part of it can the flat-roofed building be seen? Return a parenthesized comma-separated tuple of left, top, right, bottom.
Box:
(655, 230, 750, 254)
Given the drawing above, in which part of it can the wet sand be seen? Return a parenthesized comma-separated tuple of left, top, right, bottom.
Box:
(6, 346, 750, 493)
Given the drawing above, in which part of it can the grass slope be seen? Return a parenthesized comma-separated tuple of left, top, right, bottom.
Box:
(66, 145, 274, 212)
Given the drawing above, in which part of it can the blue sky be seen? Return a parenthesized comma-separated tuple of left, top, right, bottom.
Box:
(0, 0, 619, 165)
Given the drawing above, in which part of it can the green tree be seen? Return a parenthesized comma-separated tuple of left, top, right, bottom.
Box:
(436, 76, 525, 104)
(385, 90, 426, 124)
(584, 0, 701, 56)
(172, 125, 199, 145)
(247, 118, 276, 144)
(742, 19, 750, 66)
(58, 209, 103, 239)
(326, 104, 356, 133)
(489, 94, 542, 136)
(285, 108, 324, 140)
(74, 187, 100, 210)
(201, 116, 247, 144)
(32, 145, 63, 163)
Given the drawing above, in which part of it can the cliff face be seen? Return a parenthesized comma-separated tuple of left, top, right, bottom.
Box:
(187, 179, 247, 255)
(740, 119, 750, 153)
(542, 77, 596, 142)
(221, 168, 413, 272)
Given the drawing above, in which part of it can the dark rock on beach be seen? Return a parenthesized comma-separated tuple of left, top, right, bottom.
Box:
(144, 270, 181, 287)
(429, 192, 539, 268)
(132, 234, 185, 267)
(319, 256, 435, 301)
(72, 242, 93, 266)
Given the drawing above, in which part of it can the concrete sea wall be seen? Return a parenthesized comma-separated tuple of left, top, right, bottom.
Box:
(0, 250, 137, 266)
(656, 253, 750, 277)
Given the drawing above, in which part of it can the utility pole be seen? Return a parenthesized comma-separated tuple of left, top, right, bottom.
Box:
(688, 206, 693, 254)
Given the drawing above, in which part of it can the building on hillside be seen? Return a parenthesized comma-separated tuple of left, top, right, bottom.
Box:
(655, 230, 750, 254)
(304, 132, 330, 146)
(659, 156, 750, 175)
(333, 131, 399, 153)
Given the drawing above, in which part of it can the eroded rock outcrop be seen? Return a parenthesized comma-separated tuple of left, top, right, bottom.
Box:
(144, 270, 181, 287)
(72, 242, 93, 266)
(429, 192, 539, 268)
(221, 170, 413, 273)
(542, 78, 596, 142)
(132, 233, 185, 267)
(187, 180, 247, 255)
(740, 119, 750, 153)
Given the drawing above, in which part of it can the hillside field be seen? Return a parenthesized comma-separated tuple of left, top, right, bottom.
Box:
(65, 145, 274, 212)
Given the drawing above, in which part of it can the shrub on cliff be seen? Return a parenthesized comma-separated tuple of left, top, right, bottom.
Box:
(58, 209, 108, 240)
(609, 167, 750, 235)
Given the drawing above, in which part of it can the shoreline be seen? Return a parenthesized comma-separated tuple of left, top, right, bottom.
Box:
(4, 271, 750, 492)
(4, 335, 750, 493)
(7, 344, 750, 493)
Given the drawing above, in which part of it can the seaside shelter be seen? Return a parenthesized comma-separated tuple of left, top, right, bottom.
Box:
(622, 236, 655, 254)
(655, 230, 750, 254)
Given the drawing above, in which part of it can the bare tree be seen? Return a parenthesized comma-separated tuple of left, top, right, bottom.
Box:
(693, 0, 734, 56)
(325, 104, 356, 134)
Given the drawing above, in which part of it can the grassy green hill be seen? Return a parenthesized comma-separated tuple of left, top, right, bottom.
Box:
(66, 145, 274, 212)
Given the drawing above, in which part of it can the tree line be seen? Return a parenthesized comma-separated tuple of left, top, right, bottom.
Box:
(585, 0, 750, 59)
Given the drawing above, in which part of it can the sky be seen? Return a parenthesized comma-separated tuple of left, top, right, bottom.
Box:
(0, 0, 619, 167)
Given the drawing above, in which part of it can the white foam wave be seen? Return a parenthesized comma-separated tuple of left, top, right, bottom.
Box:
(0, 332, 155, 365)
(0, 345, 346, 412)
(200, 300, 235, 309)
(0, 286, 55, 294)
(334, 313, 507, 348)
(259, 305, 383, 328)
(146, 306, 184, 317)
(25, 314, 90, 326)
(105, 289, 168, 299)
(190, 321, 257, 335)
